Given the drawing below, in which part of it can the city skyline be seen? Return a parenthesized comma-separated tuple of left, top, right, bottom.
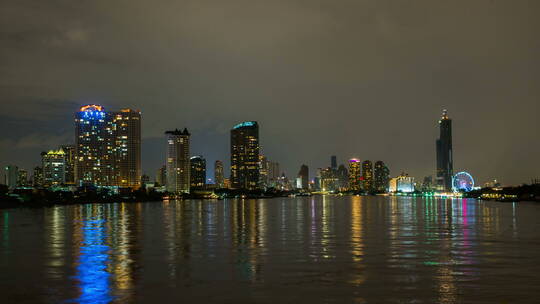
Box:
(1, 104, 538, 187)
(1, 1, 539, 185)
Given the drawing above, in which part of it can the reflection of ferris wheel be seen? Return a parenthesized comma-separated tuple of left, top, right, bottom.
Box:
(452, 172, 474, 192)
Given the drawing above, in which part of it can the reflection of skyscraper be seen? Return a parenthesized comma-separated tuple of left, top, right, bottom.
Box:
(165, 128, 191, 193)
(374, 161, 389, 193)
(190, 156, 206, 189)
(348, 159, 361, 191)
(75, 105, 141, 188)
(362, 160, 373, 192)
(436, 110, 453, 191)
(297, 164, 309, 190)
(42, 149, 66, 187)
(214, 160, 224, 188)
(230, 121, 260, 190)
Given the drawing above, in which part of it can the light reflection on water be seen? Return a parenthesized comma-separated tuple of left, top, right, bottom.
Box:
(0, 196, 539, 303)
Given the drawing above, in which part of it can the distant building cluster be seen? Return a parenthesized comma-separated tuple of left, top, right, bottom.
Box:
(3, 107, 494, 196)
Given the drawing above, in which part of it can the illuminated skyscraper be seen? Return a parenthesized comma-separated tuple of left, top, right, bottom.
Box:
(42, 149, 66, 187)
(362, 160, 373, 192)
(17, 169, 28, 187)
(32, 166, 43, 187)
(297, 164, 309, 190)
(75, 105, 141, 188)
(348, 159, 361, 191)
(214, 160, 224, 188)
(230, 121, 260, 190)
(190, 156, 206, 189)
(374, 160, 389, 193)
(165, 128, 190, 193)
(436, 110, 453, 191)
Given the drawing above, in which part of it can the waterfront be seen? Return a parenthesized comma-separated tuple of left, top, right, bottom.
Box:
(1, 196, 539, 303)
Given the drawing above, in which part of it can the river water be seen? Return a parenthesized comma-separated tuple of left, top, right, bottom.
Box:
(1, 196, 539, 303)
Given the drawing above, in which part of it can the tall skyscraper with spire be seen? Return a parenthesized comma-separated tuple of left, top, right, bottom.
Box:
(436, 110, 453, 191)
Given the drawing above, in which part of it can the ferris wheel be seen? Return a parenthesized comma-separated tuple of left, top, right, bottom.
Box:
(452, 171, 474, 192)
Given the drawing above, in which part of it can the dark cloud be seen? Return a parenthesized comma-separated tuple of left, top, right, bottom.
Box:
(1, 0, 539, 185)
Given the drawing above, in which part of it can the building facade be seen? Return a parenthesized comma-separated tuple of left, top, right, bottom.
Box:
(4, 165, 18, 189)
(190, 156, 206, 189)
(374, 160, 389, 193)
(267, 161, 280, 188)
(348, 159, 362, 191)
(362, 160, 374, 192)
(389, 173, 415, 193)
(230, 121, 260, 190)
(156, 165, 166, 186)
(42, 149, 66, 187)
(17, 169, 28, 187)
(436, 110, 453, 191)
(33, 166, 43, 188)
(75, 105, 141, 188)
(61, 144, 76, 184)
(214, 160, 224, 188)
(297, 164, 309, 190)
(165, 129, 190, 193)
(337, 164, 349, 190)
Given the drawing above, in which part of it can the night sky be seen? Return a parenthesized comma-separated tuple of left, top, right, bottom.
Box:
(1, 0, 539, 185)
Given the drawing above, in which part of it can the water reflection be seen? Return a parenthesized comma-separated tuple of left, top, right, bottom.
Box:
(72, 205, 112, 304)
(0, 197, 536, 303)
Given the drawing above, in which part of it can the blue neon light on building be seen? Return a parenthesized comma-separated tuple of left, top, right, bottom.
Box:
(232, 121, 257, 130)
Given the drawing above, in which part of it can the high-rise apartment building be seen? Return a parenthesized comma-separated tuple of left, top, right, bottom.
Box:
(259, 155, 269, 188)
(230, 121, 260, 190)
(436, 110, 453, 191)
(337, 164, 349, 190)
(331, 155, 337, 170)
(32, 166, 43, 188)
(60, 144, 76, 184)
(17, 169, 28, 187)
(42, 149, 66, 187)
(165, 129, 190, 193)
(297, 164, 309, 190)
(214, 160, 224, 188)
(268, 161, 280, 187)
(156, 165, 166, 186)
(362, 160, 374, 192)
(348, 159, 361, 191)
(374, 160, 389, 193)
(75, 105, 141, 188)
(190, 156, 206, 189)
(4, 165, 18, 189)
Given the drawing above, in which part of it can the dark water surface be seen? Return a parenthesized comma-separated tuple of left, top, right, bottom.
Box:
(1, 196, 539, 304)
